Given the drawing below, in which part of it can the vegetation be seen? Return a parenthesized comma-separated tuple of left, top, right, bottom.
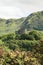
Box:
(0, 11, 43, 35)
(0, 11, 43, 65)
(0, 30, 43, 65)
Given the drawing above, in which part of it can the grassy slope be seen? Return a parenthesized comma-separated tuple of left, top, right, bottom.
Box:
(0, 11, 43, 35)
(18, 11, 43, 34)
(0, 18, 25, 35)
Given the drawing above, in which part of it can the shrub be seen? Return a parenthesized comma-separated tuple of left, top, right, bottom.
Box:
(29, 30, 41, 40)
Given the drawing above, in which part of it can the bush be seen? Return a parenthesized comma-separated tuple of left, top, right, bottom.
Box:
(29, 30, 41, 40)
(20, 34, 29, 40)
(1, 33, 15, 42)
(12, 40, 40, 51)
(18, 34, 35, 40)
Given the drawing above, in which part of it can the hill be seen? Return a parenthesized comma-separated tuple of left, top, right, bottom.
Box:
(18, 11, 43, 33)
(0, 18, 25, 35)
(0, 11, 43, 65)
(0, 11, 43, 35)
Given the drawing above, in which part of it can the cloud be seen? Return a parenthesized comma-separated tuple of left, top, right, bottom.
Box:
(0, 6, 25, 18)
(0, 0, 19, 6)
(0, 0, 43, 18)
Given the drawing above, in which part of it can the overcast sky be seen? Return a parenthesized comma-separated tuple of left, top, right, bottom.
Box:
(0, 0, 43, 19)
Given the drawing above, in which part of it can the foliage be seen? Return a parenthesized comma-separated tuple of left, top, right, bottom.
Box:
(29, 30, 42, 40)
(0, 30, 43, 65)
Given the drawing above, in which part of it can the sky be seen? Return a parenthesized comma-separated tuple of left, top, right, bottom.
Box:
(0, 0, 43, 19)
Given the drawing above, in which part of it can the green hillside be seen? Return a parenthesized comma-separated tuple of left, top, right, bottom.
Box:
(18, 11, 43, 34)
(0, 11, 43, 35)
(0, 18, 25, 35)
(0, 11, 43, 65)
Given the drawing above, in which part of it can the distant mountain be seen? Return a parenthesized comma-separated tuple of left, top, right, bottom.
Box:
(0, 18, 25, 35)
(18, 11, 43, 34)
(0, 11, 43, 35)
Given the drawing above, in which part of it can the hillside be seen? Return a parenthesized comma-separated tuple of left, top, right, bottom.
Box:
(0, 11, 43, 65)
(18, 11, 43, 33)
(0, 18, 25, 35)
(0, 11, 43, 35)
